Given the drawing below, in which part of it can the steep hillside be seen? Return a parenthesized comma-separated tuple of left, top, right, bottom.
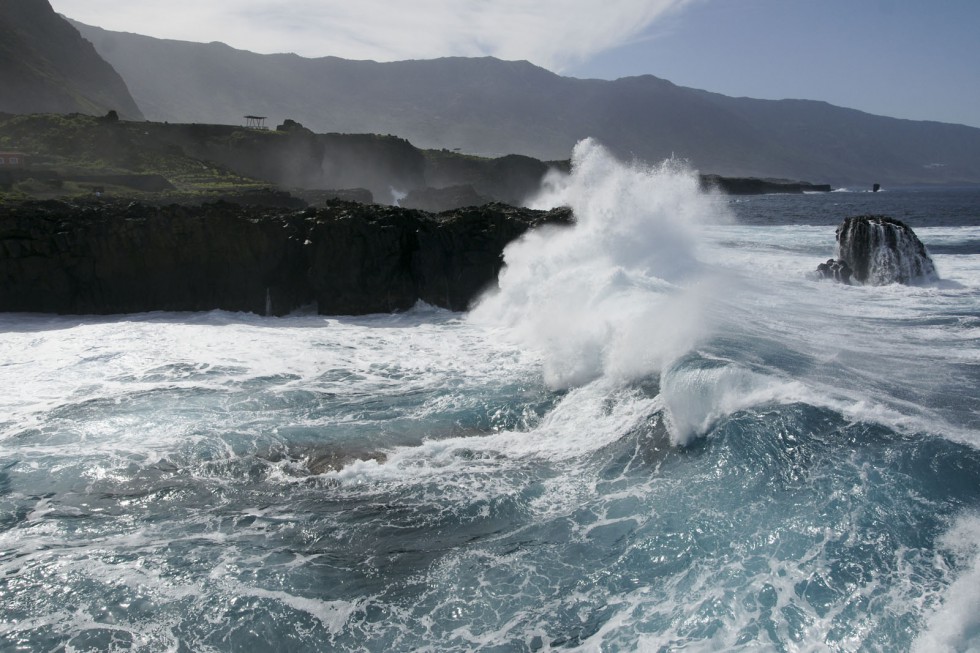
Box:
(73, 21, 980, 185)
(0, 1, 142, 119)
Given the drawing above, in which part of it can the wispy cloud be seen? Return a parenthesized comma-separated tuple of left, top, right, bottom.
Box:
(51, 0, 695, 71)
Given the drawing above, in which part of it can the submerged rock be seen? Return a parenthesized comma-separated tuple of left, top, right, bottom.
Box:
(835, 215, 938, 285)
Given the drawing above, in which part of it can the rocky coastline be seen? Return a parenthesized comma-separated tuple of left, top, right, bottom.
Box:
(0, 199, 571, 316)
(699, 175, 832, 195)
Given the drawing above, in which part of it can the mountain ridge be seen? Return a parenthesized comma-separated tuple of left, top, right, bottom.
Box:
(30, 18, 980, 186)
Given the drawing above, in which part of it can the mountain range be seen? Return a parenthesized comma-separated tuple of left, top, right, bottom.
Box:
(3, 0, 980, 187)
(71, 21, 980, 186)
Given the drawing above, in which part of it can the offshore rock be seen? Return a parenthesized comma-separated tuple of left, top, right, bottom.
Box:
(0, 199, 570, 316)
(816, 258, 853, 284)
(835, 215, 938, 285)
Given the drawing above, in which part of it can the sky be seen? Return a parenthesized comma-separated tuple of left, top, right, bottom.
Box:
(49, 0, 980, 129)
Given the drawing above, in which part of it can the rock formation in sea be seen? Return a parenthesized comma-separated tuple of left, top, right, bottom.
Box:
(0, 199, 571, 316)
(831, 215, 938, 285)
(815, 258, 853, 284)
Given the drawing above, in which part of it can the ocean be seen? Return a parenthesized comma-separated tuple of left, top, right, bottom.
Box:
(2, 140, 979, 652)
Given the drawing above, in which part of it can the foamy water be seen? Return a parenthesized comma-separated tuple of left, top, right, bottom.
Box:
(1, 144, 979, 651)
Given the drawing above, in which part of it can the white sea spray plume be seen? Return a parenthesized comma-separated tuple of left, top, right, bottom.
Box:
(470, 138, 735, 443)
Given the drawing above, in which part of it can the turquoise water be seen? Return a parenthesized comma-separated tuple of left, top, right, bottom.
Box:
(1, 144, 978, 651)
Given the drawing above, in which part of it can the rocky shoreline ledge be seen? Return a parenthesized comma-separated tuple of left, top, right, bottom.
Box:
(0, 199, 571, 316)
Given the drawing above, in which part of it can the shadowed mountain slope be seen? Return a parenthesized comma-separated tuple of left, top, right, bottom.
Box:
(0, 1, 142, 119)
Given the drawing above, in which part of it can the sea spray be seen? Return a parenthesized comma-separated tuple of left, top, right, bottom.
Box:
(912, 515, 980, 653)
(472, 144, 972, 445)
(470, 139, 730, 395)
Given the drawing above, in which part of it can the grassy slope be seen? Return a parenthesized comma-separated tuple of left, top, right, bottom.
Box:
(0, 113, 281, 202)
(0, 114, 527, 205)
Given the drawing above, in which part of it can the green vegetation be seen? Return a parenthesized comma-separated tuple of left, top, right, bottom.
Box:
(0, 113, 563, 208)
(0, 113, 275, 204)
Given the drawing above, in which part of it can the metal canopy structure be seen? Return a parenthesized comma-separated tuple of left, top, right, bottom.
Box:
(244, 115, 268, 130)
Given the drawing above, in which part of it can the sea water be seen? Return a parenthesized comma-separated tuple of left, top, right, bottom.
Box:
(1, 140, 978, 652)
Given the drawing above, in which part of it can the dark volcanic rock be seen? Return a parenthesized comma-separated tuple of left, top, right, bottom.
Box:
(835, 215, 938, 285)
(0, 199, 570, 316)
(0, 200, 308, 315)
(415, 203, 554, 310)
(816, 258, 852, 284)
(307, 201, 569, 313)
(305, 202, 424, 315)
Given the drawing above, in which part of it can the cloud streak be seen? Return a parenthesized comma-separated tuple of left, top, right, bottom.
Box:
(50, 0, 695, 71)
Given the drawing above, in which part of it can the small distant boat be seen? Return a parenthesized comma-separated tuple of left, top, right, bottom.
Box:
(872, 183, 881, 193)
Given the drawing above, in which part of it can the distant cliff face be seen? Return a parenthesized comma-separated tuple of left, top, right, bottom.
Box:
(0, 0, 143, 119)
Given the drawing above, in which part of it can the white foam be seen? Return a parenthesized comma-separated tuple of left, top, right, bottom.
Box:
(327, 378, 661, 493)
(233, 586, 360, 635)
(912, 515, 980, 653)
